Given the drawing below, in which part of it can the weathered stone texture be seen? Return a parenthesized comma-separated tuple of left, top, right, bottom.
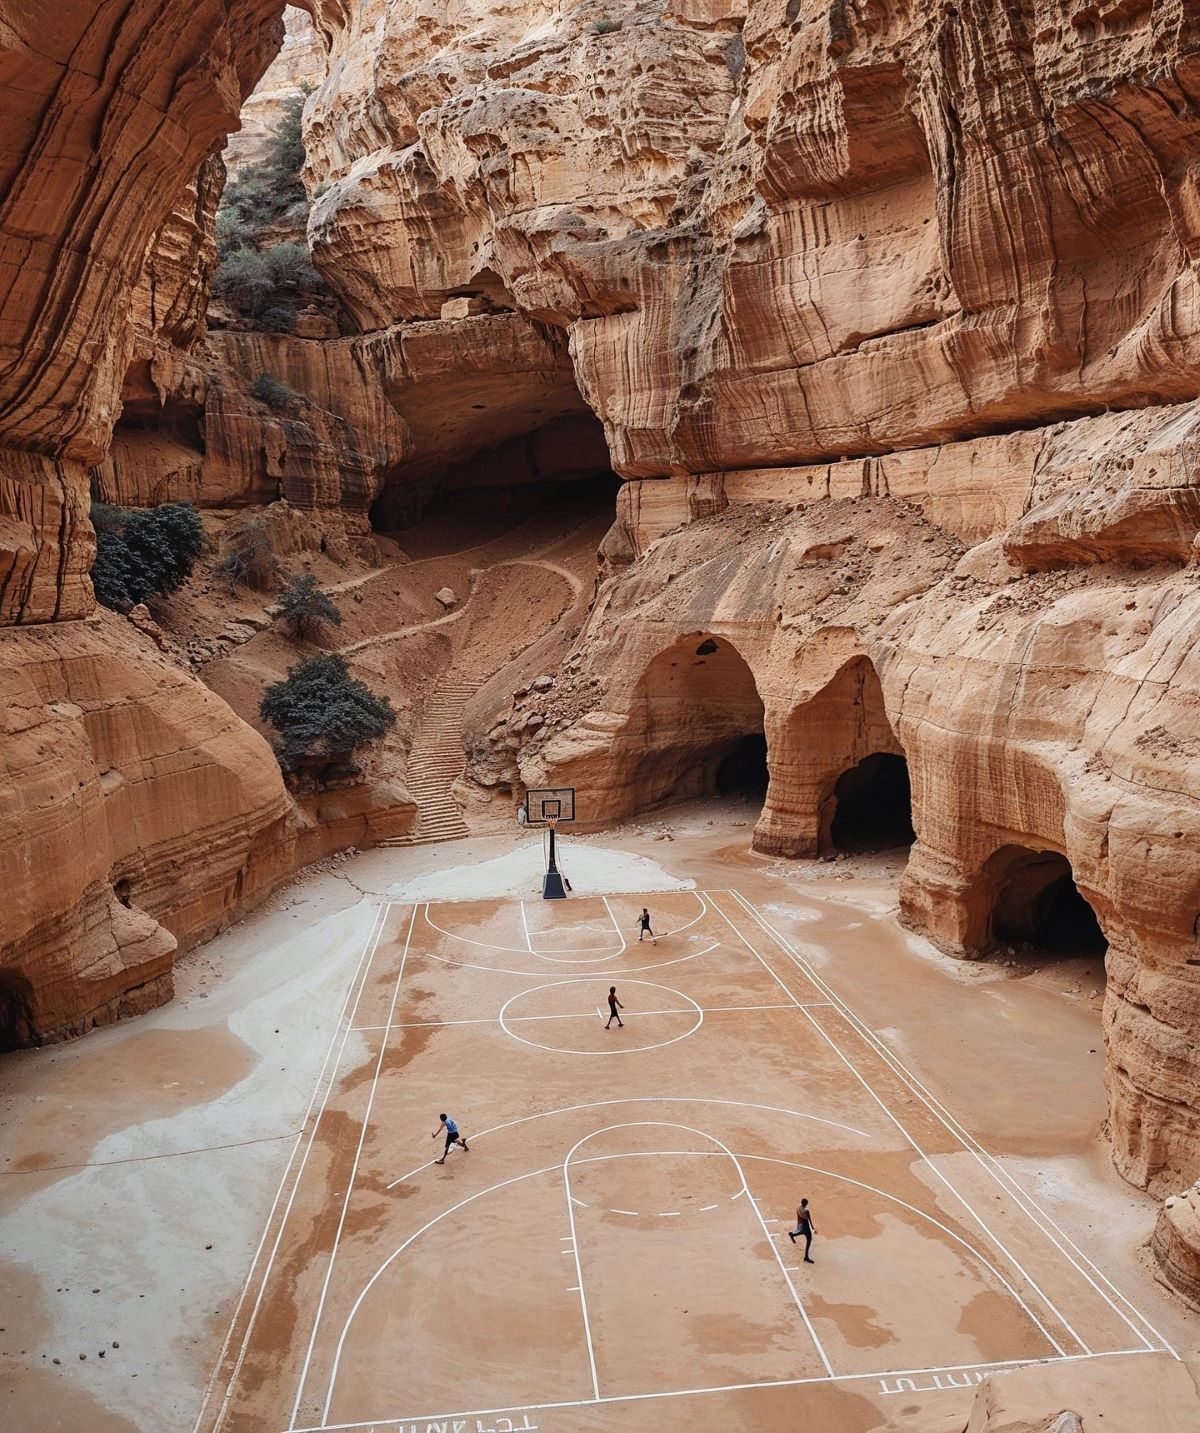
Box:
(0, 0, 283, 460)
(0, 1, 292, 1043)
(0, 611, 294, 1044)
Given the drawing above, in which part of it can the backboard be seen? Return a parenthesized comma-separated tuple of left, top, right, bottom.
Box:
(524, 786, 576, 825)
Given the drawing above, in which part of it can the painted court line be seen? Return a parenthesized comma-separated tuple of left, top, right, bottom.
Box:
(499, 978, 703, 1056)
(707, 890, 1079, 1359)
(562, 1123, 831, 1385)
(331, 1144, 846, 1414)
(289, 1348, 1159, 1431)
(726, 889, 1176, 1359)
(413, 932, 725, 979)
(324, 1134, 1157, 1421)
(562, 1132, 604, 1399)
(351, 1000, 814, 1032)
(426, 891, 706, 958)
(384, 1094, 871, 1190)
(193, 901, 391, 1433)
(599, 895, 629, 956)
(290, 904, 418, 1430)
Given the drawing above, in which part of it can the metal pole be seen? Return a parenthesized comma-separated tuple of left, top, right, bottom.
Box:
(548, 824, 557, 873)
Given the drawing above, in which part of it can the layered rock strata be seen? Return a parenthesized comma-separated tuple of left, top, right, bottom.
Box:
(0, 0, 297, 1044)
(1, 610, 294, 1043)
(297, 0, 1200, 1282)
(1153, 1181, 1200, 1310)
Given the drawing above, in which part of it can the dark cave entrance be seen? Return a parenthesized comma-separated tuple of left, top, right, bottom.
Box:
(0, 973, 37, 1053)
(984, 848, 1107, 958)
(369, 410, 620, 535)
(632, 634, 769, 823)
(716, 733, 770, 800)
(828, 752, 915, 852)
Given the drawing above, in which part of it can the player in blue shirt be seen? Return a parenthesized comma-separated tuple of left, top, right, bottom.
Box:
(432, 1113, 470, 1164)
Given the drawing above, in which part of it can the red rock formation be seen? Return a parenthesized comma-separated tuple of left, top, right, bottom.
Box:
(0, 0, 296, 1044)
(0, 610, 294, 1045)
(314, 1, 1200, 1258)
(5, 0, 1200, 1320)
(959, 1350, 1199, 1432)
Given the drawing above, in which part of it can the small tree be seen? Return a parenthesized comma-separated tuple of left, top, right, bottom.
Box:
(219, 86, 313, 232)
(213, 515, 280, 592)
(259, 653, 395, 780)
(277, 572, 342, 638)
(263, 89, 310, 180)
(90, 501, 205, 611)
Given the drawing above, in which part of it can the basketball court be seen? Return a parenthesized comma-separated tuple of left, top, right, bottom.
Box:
(192, 882, 1176, 1433)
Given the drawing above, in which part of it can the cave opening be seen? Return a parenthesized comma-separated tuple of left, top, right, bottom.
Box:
(0, 973, 36, 1053)
(828, 752, 915, 852)
(631, 633, 769, 820)
(369, 409, 619, 535)
(716, 733, 770, 799)
(984, 847, 1107, 958)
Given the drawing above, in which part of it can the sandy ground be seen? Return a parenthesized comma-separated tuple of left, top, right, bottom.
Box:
(1, 801, 1197, 1432)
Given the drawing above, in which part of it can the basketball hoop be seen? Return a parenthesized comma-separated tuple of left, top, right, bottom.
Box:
(547, 816, 558, 831)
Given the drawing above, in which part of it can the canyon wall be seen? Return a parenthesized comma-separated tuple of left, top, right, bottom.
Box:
(289, 0, 1200, 1302)
(0, 1, 298, 1044)
(4, 0, 1200, 1310)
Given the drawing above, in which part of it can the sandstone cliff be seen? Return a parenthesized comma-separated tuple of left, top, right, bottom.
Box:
(0, 1, 299, 1046)
(288, 0, 1200, 1302)
(6, 0, 1200, 1316)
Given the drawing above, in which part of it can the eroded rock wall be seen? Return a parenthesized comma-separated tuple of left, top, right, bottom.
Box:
(0, 1, 299, 1045)
(307, 0, 1200, 1275)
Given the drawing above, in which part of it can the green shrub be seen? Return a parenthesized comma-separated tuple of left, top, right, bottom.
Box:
(261, 88, 311, 193)
(260, 653, 395, 777)
(591, 16, 621, 33)
(212, 246, 271, 310)
(90, 501, 206, 612)
(219, 88, 312, 232)
(277, 572, 342, 638)
(215, 207, 255, 260)
(249, 371, 302, 408)
(213, 515, 280, 592)
(212, 241, 320, 330)
(212, 88, 335, 333)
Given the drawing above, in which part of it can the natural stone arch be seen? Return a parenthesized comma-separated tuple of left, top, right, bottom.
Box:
(963, 845, 1107, 959)
(756, 655, 909, 858)
(623, 632, 767, 815)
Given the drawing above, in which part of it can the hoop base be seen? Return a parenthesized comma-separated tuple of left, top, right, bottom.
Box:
(542, 870, 568, 900)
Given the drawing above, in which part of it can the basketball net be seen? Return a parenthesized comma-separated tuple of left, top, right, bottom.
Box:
(547, 817, 558, 831)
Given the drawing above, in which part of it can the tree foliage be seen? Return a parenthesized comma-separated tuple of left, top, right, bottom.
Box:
(277, 572, 342, 638)
(218, 88, 311, 239)
(213, 88, 325, 330)
(213, 242, 320, 330)
(90, 501, 205, 612)
(260, 654, 395, 777)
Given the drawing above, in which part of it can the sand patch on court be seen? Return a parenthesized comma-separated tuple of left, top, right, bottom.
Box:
(385, 839, 694, 902)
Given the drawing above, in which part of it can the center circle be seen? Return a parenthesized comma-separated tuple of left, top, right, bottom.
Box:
(498, 979, 703, 1055)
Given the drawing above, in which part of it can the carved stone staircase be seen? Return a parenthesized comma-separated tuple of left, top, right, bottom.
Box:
(383, 678, 478, 846)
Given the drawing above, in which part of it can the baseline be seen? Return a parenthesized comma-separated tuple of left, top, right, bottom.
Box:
(292, 1348, 1159, 1433)
(326, 1140, 1129, 1421)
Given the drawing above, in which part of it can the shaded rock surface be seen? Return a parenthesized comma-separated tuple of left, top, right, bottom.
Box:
(303, 0, 1200, 1262)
